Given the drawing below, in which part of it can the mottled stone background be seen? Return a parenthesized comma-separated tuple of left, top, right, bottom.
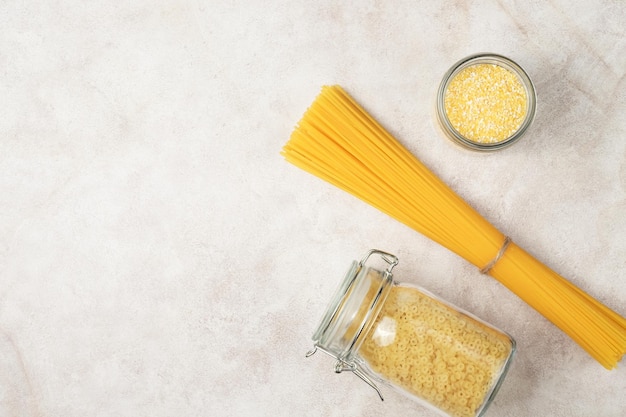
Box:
(1, 1, 624, 416)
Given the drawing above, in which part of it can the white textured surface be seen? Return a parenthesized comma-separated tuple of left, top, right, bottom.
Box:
(1, 1, 625, 416)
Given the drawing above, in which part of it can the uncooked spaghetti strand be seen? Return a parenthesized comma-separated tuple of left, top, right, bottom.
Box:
(322, 87, 501, 261)
(309, 87, 504, 264)
(295, 101, 477, 250)
(290, 86, 526, 261)
(298, 147, 459, 246)
(491, 244, 626, 369)
(286, 127, 455, 243)
(331, 85, 505, 262)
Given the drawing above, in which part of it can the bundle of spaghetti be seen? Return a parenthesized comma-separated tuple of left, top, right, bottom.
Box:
(282, 85, 626, 369)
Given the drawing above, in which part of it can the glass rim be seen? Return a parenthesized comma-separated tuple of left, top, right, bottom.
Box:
(310, 260, 360, 347)
(436, 53, 537, 151)
(311, 256, 394, 362)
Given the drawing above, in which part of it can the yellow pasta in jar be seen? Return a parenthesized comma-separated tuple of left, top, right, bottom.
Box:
(360, 285, 514, 417)
(306, 251, 515, 417)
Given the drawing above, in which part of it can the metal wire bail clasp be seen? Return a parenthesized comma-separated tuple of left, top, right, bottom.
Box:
(306, 346, 385, 401)
(360, 249, 399, 277)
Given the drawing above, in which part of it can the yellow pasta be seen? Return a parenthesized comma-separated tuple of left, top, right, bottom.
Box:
(282, 85, 626, 369)
(360, 285, 513, 417)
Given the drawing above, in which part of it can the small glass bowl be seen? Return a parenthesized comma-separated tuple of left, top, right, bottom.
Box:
(436, 53, 537, 151)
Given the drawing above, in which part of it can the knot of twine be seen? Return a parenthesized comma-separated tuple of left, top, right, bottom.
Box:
(480, 236, 512, 274)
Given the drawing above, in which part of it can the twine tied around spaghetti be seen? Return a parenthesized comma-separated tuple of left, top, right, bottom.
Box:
(480, 236, 512, 274)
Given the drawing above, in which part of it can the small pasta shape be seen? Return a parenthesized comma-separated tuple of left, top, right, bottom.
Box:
(359, 285, 513, 417)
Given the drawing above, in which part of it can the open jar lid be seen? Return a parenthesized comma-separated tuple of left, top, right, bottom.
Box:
(436, 53, 537, 151)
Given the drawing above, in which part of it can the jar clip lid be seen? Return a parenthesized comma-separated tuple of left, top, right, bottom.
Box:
(306, 249, 399, 401)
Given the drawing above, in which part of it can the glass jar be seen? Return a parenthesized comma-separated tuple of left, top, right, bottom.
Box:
(306, 250, 515, 417)
(436, 53, 536, 151)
